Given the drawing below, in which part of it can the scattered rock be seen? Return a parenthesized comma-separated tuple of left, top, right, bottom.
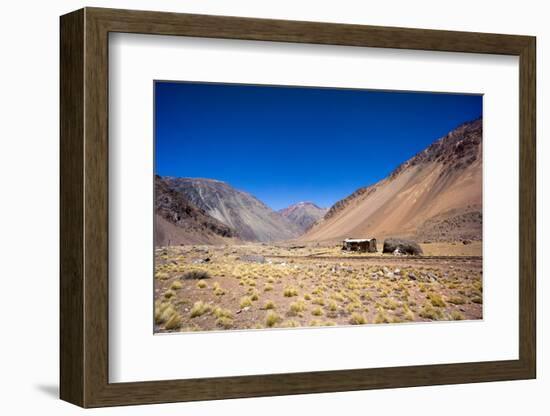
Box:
(192, 257, 210, 264)
(427, 272, 439, 281)
(408, 272, 417, 280)
(383, 238, 423, 256)
(462, 239, 472, 245)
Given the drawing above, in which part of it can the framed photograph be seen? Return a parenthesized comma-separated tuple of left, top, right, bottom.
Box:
(60, 7, 536, 407)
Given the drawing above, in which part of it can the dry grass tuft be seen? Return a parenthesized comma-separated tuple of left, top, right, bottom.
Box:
(170, 280, 183, 290)
(216, 316, 234, 329)
(349, 312, 367, 325)
(419, 303, 443, 320)
(283, 286, 299, 297)
(240, 296, 253, 309)
(447, 295, 466, 305)
(427, 292, 446, 307)
(311, 307, 323, 317)
(163, 290, 176, 299)
(451, 310, 465, 320)
(374, 309, 390, 324)
(196, 280, 207, 289)
(190, 301, 210, 318)
(289, 300, 307, 315)
(182, 270, 211, 280)
(471, 296, 483, 304)
(280, 319, 299, 328)
(164, 312, 182, 330)
(263, 300, 276, 310)
(265, 311, 282, 327)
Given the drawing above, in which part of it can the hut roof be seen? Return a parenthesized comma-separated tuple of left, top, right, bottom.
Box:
(343, 238, 375, 243)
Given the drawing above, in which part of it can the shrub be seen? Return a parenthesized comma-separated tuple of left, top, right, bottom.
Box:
(240, 296, 253, 309)
(213, 282, 225, 296)
(155, 301, 175, 324)
(451, 310, 465, 320)
(190, 301, 210, 318)
(182, 270, 211, 280)
(283, 286, 299, 297)
(263, 300, 276, 310)
(170, 280, 183, 290)
(250, 291, 259, 301)
(155, 271, 169, 280)
(471, 296, 483, 304)
(280, 320, 299, 328)
(213, 307, 233, 319)
(163, 290, 176, 299)
(289, 301, 306, 315)
(164, 312, 182, 330)
(265, 311, 282, 327)
(447, 295, 466, 305)
(349, 312, 367, 325)
(311, 307, 323, 316)
(427, 292, 446, 307)
(419, 303, 443, 320)
(196, 280, 207, 289)
(216, 316, 234, 329)
(312, 297, 325, 306)
(374, 309, 390, 324)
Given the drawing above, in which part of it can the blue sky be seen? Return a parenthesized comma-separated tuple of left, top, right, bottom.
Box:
(155, 81, 482, 211)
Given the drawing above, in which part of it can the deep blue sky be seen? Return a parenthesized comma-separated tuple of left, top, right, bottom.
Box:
(155, 81, 482, 211)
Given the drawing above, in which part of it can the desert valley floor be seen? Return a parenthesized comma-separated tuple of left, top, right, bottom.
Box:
(154, 242, 482, 333)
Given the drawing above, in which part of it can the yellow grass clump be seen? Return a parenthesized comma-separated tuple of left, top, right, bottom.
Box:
(283, 286, 299, 297)
(190, 301, 210, 318)
(428, 292, 446, 307)
(164, 312, 182, 330)
(265, 311, 282, 327)
(350, 312, 367, 325)
(311, 307, 323, 317)
(170, 280, 183, 290)
(289, 301, 307, 316)
(263, 300, 276, 310)
(240, 296, 253, 309)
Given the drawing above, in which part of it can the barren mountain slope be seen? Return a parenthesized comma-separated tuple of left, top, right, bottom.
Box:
(301, 118, 482, 243)
(278, 202, 328, 232)
(155, 176, 235, 246)
(162, 177, 301, 242)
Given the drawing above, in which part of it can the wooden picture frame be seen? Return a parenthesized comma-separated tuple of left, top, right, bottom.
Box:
(60, 7, 536, 408)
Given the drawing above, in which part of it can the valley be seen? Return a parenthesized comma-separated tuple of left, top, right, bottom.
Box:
(155, 243, 482, 333)
(154, 117, 483, 332)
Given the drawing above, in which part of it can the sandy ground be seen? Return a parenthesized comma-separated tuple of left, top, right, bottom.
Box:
(154, 243, 482, 333)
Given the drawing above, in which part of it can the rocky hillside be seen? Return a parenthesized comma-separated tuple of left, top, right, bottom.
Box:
(162, 177, 301, 242)
(278, 202, 328, 232)
(302, 118, 483, 243)
(155, 176, 234, 246)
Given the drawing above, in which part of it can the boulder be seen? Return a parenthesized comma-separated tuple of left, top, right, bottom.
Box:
(383, 238, 423, 256)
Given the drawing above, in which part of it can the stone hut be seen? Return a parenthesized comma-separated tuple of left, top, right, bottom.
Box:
(342, 238, 377, 253)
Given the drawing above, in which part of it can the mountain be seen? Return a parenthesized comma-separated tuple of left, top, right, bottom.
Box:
(161, 177, 302, 242)
(155, 176, 235, 246)
(301, 118, 483, 243)
(278, 202, 328, 232)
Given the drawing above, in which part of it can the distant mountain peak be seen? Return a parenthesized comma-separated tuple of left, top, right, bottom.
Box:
(279, 201, 328, 233)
